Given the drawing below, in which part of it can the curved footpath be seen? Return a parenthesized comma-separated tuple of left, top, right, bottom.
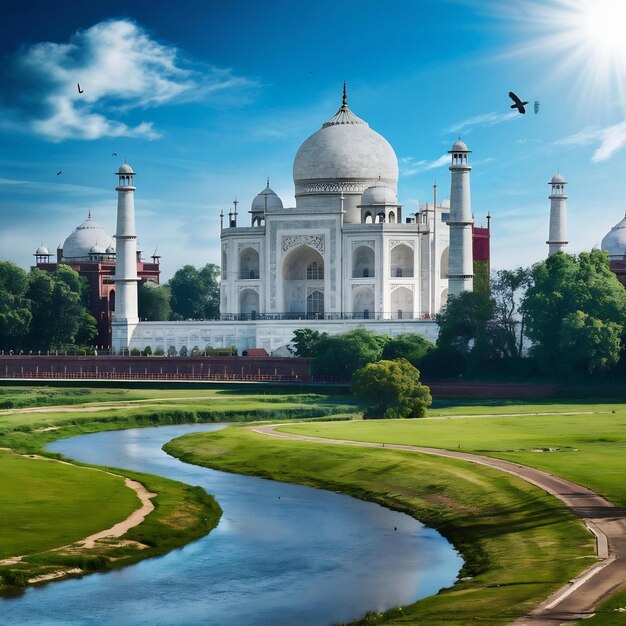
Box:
(252, 424, 626, 624)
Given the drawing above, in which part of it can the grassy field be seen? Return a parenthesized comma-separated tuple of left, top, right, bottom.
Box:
(0, 384, 354, 592)
(278, 405, 626, 507)
(164, 426, 596, 625)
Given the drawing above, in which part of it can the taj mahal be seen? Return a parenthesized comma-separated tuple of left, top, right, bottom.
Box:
(38, 85, 626, 356)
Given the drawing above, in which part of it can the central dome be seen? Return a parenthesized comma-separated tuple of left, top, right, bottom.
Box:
(293, 89, 398, 195)
(61, 216, 115, 261)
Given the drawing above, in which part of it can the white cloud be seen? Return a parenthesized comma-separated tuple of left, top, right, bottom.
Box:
(557, 121, 626, 162)
(447, 111, 518, 134)
(400, 154, 449, 176)
(1, 19, 255, 142)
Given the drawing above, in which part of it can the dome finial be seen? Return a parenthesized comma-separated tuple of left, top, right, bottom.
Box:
(88, 209, 91, 219)
(342, 81, 347, 108)
(266, 177, 270, 188)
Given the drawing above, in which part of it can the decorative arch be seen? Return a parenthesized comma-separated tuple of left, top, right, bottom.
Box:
(221, 249, 228, 278)
(388, 210, 396, 224)
(440, 246, 449, 277)
(239, 288, 259, 317)
(364, 211, 373, 224)
(282, 244, 325, 315)
(440, 287, 449, 309)
(390, 244, 414, 278)
(239, 247, 259, 279)
(352, 286, 375, 318)
(352, 245, 375, 278)
(307, 289, 324, 316)
(167, 345, 177, 356)
(179, 345, 188, 357)
(390, 287, 413, 319)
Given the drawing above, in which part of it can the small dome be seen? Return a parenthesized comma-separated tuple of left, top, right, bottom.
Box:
(90, 243, 106, 254)
(601, 212, 626, 259)
(117, 163, 134, 174)
(35, 245, 49, 255)
(61, 217, 115, 261)
(105, 243, 116, 254)
(550, 173, 566, 184)
(450, 139, 469, 152)
(360, 184, 397, 206)
(251, 182, 283, 212)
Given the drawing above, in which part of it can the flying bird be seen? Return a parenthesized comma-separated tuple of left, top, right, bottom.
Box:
(112, 152, 118, 156)
(534, 101, 540, 115)
(77, 82, 84, 94)
(56, 171, 62, 176)
(509, 91, 529, 114)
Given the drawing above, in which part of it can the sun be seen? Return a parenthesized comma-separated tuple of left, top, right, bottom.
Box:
(498, 0, 626, 112)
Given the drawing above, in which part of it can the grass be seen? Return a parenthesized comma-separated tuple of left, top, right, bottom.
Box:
(0, 384, 353, 592)
(164, 426, 596, 625)
(278, 403, 626, 507)
(0, 450, 138, 558)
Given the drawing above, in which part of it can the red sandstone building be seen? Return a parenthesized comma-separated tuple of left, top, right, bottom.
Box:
(34, 214, 160, 348)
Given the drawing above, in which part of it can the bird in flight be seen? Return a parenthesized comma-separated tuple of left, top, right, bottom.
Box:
(534, 101, 540, 115)
(77, 82, 84, 94)
(56, 171, 62, 176)
(112, 152, 118, 156)
(509, 91, 529, 114)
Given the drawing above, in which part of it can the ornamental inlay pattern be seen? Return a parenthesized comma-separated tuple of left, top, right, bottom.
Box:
(281, 234, 325, 255)
(351, 240, 375, 250)
(238, 284, 259, 293)
(237, 242, 260, 252)
(351, 283, 376, 291)
(295, 178, 395, 195)
(390, 284, 414, 292)
(390, 239, 415, 250)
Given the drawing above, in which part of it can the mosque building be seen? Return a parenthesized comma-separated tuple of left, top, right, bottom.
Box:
(602, 211, 626, 286)
(108, 87, 490, 355)
(34, 207, 160, 348)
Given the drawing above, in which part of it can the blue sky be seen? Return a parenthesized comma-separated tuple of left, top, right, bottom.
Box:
(2, 0, 626, 279)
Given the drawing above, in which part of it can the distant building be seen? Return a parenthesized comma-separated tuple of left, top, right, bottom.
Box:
(602, 212, 626, 287)
(34, 209, 160, 348)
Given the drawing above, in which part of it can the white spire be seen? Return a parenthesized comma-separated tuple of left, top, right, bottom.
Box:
(547, 173, 568, 257)
(447, 139, 474, 297)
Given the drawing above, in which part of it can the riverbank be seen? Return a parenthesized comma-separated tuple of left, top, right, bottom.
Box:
(164, 426, 596, 624)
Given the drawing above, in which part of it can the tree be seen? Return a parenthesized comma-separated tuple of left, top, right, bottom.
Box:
(169, 264, 220, 320)
(26, 267, 97, 351)
(381, 333, 435, 368)
(312, 328, 386, 378)
(0, 261, 32, 349)
(491, 267, 531, 359)
(352, 358, 432, 419)
(288, 328, 328, 357)
(522, 250, 626, 376)
(138, 281, 171, 321)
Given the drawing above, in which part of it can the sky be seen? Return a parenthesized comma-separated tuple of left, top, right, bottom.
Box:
(2, 0, 626, 280)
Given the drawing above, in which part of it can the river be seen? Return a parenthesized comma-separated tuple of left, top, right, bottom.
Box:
(2, 424, 462, 625)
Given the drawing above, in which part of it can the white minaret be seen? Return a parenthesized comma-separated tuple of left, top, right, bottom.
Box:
(547, 173, 568, 256)
(447, 140, 474, 297)
(111, 163, 139, 353)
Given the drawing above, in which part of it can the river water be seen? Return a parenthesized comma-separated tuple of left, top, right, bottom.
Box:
(2, 424, 462, 625)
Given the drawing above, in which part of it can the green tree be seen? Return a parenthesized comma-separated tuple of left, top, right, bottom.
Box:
(27, 267, 97, 351)
(312, 328, 386, 378)
(288, 328, 328, 357)
(169, 264, 220, 320)
(352, 358, 432, 419)
(521, 250, 626, 376)
(0, 261, 32, 349)
(381, 333, 435, 368)
(138, 280, 171, 321)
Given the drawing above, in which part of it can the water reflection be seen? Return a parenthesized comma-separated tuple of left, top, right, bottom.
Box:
(1, 424, 462, 625)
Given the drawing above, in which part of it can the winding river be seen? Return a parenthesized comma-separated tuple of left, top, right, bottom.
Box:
(3, 424, 462, 625)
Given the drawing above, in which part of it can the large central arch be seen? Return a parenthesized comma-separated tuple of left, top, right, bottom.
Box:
(282, 244, 325, 315)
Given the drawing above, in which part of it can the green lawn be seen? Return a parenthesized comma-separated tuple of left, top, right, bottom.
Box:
(0, 450, 138, 558)
(278, 405, 626, 507)
(164, 426, 596, 625)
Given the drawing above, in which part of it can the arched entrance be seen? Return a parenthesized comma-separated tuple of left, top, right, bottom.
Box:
(390, 287, 413, 319)
(282, 245, 325, 316)
(239, 288, 259, 318)
(352, 286, 375, 319)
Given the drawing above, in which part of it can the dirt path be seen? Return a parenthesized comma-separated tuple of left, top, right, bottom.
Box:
(252, 423, 626, 624)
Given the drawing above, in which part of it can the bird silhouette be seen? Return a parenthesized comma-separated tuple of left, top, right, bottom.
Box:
(77, 82, 84, 94)
(56, 171, 62, 176)
(534, 101, 540, 115)
(509, 91, 529, 114)
(112, 152, 118, 156)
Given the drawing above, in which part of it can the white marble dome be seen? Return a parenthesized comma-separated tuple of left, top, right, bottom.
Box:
(251, 183, 283, 212)
(61, 217, 115, 261)
(293, 97, 398, 191)
(117, 163, 134, 174)
(360, 184, 397, 206)
(451, 139, 469, 152)
(35, 245, 49, 255)
(601, 213, 626, 258)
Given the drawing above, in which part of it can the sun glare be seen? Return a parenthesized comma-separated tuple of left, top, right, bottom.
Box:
(499, 0, 626, 113)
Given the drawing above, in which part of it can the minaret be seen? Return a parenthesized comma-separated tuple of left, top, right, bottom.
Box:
(111, 163, 139, 352)
(547, 173, 568, 256)
(447, 139, 474, 297)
